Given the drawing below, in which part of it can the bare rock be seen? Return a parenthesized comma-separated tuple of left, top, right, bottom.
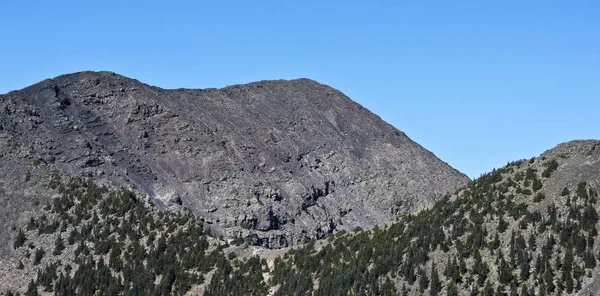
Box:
(0, 71, 470, 249)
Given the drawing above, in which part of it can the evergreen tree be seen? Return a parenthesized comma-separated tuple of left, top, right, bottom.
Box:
(430, 261, 441, 296)
(483, 281, 493, 296)
(519, 285, 528, 296)
(13, 228, 26, 249)
(565, 270, 574, 294)
(401, 283, 408, 296)
(498, 258, 512, 284)
(53, 234, 65, 255)
(33, 248, 45, 265)
(418, 267, 429, 293)
(519, 255, 530, 281)
(497, 217, 508, 233)
(447, 281, 459, 296)
(544, 267, 555, 293)
(25, 280, 38, 296)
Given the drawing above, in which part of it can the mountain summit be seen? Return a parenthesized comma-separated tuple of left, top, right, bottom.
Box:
(0, 71, 468, 248)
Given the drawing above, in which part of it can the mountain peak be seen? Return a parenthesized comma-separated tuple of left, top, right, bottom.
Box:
(0, 71, 468, 250)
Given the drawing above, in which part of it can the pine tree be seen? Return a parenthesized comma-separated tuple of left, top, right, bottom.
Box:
(539, 282, 547, 296)
(33, 248, 45, 265)
(534, 254, 544, 275)
(497, 217, 508, 233)
(495, 285, 505, 296)
(418, 267, 429, 293)
(25, 279, 38, 296)
(447, 281, 459, 296)
(430, 261, 441, 296)
(401, 283, 408, 296)
(510, 282, 518, 296)
(498, 257, 513, 284)
(491, 233, 501, 249)
(13, 228, 26, 249)
(519, 285, 528, 296)
(576, 277, 583, 291)
(563, 248, 573, 273)
(526, 233, 536, 250)
(53, 234, 65, 255)
(483, 281, 493, 296)
(565, 270, 574, 294)
(544, 267, 555, 293)
(584, 250, 596, 268)
(519, 255, 530, 281)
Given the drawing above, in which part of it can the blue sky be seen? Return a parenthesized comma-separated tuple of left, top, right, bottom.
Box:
(1, 1, 598, 178)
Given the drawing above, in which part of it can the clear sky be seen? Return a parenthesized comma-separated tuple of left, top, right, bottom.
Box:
(1, 1, 598, 178)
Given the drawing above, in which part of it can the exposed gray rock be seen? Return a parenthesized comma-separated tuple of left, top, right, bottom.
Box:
(0, 71, 469, 249)
(537, 140, 600, 195)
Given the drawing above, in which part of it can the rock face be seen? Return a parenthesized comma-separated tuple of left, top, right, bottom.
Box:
(0, 71, 469, 248)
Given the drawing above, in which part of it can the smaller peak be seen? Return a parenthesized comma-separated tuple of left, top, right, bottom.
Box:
(542, 139, 600, 159)
(290, 77, 321, 83)
(51, 71, 152, 90)
(53, 70, 130, 81)
(284, 78, 331, 87)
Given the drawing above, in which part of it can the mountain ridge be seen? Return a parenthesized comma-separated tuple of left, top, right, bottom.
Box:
(0, 71, 468, 250)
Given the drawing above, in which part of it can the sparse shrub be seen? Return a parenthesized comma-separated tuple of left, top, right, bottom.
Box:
(534, 193, 545, 202)
(525, 168, 537, 180)
(514, 172, 523, 182)
(542, 159, 559, 178)
(532, 179, 543, 192)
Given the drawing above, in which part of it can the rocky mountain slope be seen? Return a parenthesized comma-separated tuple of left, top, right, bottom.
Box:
(256, 140, 600, 296)
(0, 71, 468, 250)
(2, 138, 598, 295)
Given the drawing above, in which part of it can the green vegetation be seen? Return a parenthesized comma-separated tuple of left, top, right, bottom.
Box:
(9, 157, 600, 295)
(262, 159, 600, 295)
(542, 159, 559, 178)
(11, 176, 233, 295)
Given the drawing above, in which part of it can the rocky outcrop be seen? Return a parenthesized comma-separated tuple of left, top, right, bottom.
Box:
(0, 71, 469, 248)
(536, 140, 600, 195)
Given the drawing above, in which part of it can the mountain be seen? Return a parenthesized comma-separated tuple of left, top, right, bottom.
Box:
(0, 71, 468, 251)
(10, 72, 599, 295)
